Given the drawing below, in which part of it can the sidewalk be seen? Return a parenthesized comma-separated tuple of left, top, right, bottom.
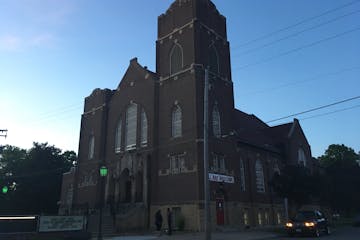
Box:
(100, 230, 280, 240)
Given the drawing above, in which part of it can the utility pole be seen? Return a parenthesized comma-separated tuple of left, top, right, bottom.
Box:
(203, 68, 211, 240)
(0, 129, 7, 138)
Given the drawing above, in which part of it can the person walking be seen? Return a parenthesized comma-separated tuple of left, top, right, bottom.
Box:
(167, 208, 172, 235)
(155, 210, 163, 233)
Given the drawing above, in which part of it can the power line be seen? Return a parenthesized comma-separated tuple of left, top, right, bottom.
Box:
(300, 104, 360, 121)
(234, 25, 360, 70)
(240, 66, 360, 96)
(266, 95, 360, 123)
(232, 0, 360, 49)
(233, 9, 360, 57)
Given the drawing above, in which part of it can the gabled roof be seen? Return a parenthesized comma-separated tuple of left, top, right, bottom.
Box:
(263, 122, 293, 142)
(233, 109, 269, 132)
(117, 58, 158, 90)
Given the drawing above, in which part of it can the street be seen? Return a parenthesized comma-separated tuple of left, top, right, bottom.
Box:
(102, 226, 360, 240)
(277, 226, 360, 240)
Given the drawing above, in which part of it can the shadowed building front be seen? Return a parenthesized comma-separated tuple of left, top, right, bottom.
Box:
(59, 0, 314, 233)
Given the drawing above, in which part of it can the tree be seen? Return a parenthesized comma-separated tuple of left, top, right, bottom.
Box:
(271, 165, 320, 210)
(318, 144, 360, 214)
(319, 144, 358, 169)
(0, 143, 76, 214)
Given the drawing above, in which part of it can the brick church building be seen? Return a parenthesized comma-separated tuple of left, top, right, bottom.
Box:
(59, 0, 313, 232)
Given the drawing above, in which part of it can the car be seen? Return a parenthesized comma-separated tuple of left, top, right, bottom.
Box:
(285, 210, 331, 237)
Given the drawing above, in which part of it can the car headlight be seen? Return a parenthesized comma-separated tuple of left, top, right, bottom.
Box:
(305, 222, 315, 227)
(286, 222, 293, 228)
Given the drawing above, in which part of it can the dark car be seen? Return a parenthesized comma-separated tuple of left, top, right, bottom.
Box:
(285, 210, 331, 237)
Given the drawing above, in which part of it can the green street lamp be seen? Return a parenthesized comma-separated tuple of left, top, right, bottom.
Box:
(99, 166, 108, 177)
(98, 165, 108, 240)
(2, 186, 8, 194)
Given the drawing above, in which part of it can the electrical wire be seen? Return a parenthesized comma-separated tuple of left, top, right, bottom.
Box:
(234, 26, 360, 70)
(240, 66, 360, 96)
(300, 104, 360, 121)
(232, 0, 360, 49)
(233, 9, 360, 57)
(266, 95, 360, 123)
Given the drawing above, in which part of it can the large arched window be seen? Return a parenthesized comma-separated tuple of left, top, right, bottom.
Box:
(125, 103, 137, 150)
(209, 45, 219, 74)
(172, 105, 182, 138)
(170, 43, 183, 75)
(140, 109, 148, 146)
(115, 119, 122, 153)
(298, 148, 307, 167)
(88, 135, 95, 159)
(239, 159, 246, 191)
(255, 160, 265, 193)
(212, 105, 221, 138)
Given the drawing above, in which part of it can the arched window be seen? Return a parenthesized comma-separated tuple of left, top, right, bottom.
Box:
(115, 119, 122, 153)
(140, 109, 148, 146)
(209, 45, 219, 74)
(172, 105, 182, 138)
(88, 135, 95, 159)
(125, 103, 137, 150)
(239, 159, 246, 191)
(170, 43, 183, 75)
(255, 160, 265, 193)
(212, 105, 221, 138)
(298, 148, 307, 166)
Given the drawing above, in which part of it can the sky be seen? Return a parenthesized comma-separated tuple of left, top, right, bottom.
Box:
(0, 0, 359, 157)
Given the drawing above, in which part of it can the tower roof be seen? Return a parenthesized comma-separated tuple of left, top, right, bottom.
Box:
(158, 0, 226, 39)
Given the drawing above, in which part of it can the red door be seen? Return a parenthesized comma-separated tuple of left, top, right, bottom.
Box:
(216, 198, 225, 225)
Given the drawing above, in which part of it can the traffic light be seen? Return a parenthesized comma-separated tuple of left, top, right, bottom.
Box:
(2, 186, 8, 194)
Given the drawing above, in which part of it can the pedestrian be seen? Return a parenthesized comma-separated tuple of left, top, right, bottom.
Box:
(167, 208, 172, 235)
(155, 210, 163, 232)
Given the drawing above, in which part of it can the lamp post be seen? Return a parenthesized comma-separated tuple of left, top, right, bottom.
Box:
(98, 166, 108, 240)
(203, 68, 211, 240)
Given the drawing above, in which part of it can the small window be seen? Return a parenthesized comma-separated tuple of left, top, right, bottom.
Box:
(172, 105, 182, 138)
(277, 212, 282, 224)
(212, 154, 225, 173)
(140, 109, 148, 146)
(255, 160, 265, 193)
(115, 119, 122, 153)
(273, 162, 280, 175)
(170, 44, 183, 75)
(243, 210, 249, 226)
(170, 154, 186, 174)
(239, 159, 246, 191)
(88, 135, 95, 159)
(298, 148, 307, 166)
(258, 211, 263, 226)
(212, 105, 221, 138)
(125, 103, 137, 150)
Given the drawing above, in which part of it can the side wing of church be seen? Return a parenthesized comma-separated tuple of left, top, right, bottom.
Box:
(59, 0, 314, 232)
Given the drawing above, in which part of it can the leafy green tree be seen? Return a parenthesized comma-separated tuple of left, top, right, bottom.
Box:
(0, 143, 76, 214)
(318, 144, 360, 214)
(271, 165, 320, 210)
(319, 144, 358, 169)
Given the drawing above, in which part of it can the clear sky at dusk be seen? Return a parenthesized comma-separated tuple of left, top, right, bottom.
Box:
(1, 0, 359, 157)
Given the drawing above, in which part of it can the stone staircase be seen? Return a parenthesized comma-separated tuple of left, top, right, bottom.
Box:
(87, 203, 147, 236)
(87, 211, 116, 238)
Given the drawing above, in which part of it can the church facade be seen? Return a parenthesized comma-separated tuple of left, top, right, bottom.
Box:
(59, 0, 313, 232)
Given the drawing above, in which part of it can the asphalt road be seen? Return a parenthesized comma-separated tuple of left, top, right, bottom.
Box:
(100, 226, 360, 240)
(278, 226, 360, 240)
